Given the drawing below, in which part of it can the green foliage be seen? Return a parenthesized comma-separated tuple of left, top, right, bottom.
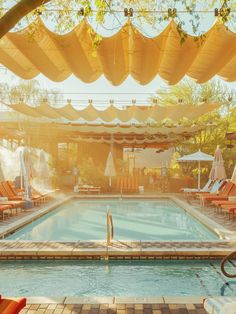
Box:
(0, 79, 63, 107)
(154, 78, 236, 180)
(1, 0, 235, 37)
(79, 157, 107, 187)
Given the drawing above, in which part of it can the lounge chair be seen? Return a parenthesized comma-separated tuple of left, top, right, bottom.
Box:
(182, 179, 213, 194)
(204, 296, 236, 314)
(220, 204, 236, 218)
(0, 205, 12, 219)
(199, 181, 235, 207)
(0, 200, 24, 215)
(0, 295, 26, 314)
(0, 181, 42, 207)
(196, 180, 226, 198)
(4, 181, 43, 205)
(0, 183, 22, 201)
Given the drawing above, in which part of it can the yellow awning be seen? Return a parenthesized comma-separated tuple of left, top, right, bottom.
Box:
(9, 102, 219, 123)
(0, 18, 236, 84)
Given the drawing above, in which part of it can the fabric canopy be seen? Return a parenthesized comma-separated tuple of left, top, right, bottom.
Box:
(178, 150, 214, 162)
(8, 102, 219, 123)
(1, 18, 236, 85)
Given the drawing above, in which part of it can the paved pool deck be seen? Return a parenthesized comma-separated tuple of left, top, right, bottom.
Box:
(21, 300, 207, 314)
(0, 193, 236, 260)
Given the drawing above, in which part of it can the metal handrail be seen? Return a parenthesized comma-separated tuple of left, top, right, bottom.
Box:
(221, 251, 236, 278)
(106, 208, 114, 246)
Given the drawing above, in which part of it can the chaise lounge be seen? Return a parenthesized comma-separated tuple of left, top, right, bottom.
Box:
(0, 295, 26, 314)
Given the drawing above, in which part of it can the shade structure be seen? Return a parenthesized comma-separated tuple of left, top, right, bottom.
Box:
(231, 165, 236, 184)
(8, 102, 219, 123)
(1, 18, 236, 85)
(104, 151, 116, 187)
(209, 146, 226, 181)
(178, 150, 214, 190)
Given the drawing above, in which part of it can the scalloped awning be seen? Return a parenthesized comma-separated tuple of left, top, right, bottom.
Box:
(0, 19, 236, 84)
(9, 102, 219, 123)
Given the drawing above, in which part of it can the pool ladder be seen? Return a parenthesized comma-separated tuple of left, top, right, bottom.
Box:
(221, 251, 236, 278)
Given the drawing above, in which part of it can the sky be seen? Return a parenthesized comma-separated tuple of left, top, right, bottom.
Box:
(1, 69, 236, 109)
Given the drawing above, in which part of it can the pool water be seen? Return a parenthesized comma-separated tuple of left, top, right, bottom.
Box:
(8, 199, 218, 241)
(0, 260, 235, 297)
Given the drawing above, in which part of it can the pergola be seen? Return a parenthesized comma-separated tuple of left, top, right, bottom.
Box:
(0, 18, 235, 85)
(0, 101, 218, 170)
(0, 14, 230, 171)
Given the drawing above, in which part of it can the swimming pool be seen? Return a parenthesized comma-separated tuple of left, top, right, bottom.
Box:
(8, 199, 218, 241)
(0, 260, 235, 297)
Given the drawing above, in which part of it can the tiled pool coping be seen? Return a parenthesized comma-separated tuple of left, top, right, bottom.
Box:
(0, 194, 236, 260)
(21, 299, 207, 314)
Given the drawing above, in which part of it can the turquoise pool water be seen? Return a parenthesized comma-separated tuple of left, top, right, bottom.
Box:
(8, 199, 218, 241)
(0, 260, 235, 296)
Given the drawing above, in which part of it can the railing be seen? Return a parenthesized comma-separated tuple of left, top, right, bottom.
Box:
(221, 251, 236, 278)
(106, 207, 114, 246)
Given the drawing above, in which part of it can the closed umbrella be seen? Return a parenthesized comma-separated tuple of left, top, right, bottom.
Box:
(104, 151, 116, 187)
(231, 165, 236, 184)
(38, 150, 49, 178)
(0, 161, 4, 182)
(209, 146, 226, 180)
(19, 147, 31, 200)
(178, 150, 214, 190)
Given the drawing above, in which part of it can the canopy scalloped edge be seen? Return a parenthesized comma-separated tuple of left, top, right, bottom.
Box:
(8, 102, 219, 123)
(1, 18, 236, 84)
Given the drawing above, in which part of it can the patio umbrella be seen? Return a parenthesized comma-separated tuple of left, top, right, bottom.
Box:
(178, 150, 214, 190)
(19, 147, 31, 200)
(209, 146, 226, 181)
(38, 150, 49, 187)
(231, 165, 236, 184)
(104, 151, 116, 187)
(0, 161, 4, 182)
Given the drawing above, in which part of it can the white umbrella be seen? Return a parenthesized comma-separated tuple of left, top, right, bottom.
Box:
(231, 165, 236, 184)
(0, 161, 4, 182)
(19, 147, 31, 200)
(209, 145, 226, 181)
(178, 150, 214, 190)
(104, 151, 116, 187)
(38, 150, 50, 189)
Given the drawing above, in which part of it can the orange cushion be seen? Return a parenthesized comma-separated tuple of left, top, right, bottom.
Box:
(0, 298, 26, 314)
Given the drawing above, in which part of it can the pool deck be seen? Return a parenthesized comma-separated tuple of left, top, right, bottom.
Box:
(0, 193, 236, 260)
(21, 298, 207, 314)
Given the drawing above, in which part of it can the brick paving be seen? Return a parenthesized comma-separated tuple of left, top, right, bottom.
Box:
(20, 303, 207, 314)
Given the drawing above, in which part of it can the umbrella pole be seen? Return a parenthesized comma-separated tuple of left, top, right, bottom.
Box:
(109, 176, 112, 187)
(198, 160, 201, 190)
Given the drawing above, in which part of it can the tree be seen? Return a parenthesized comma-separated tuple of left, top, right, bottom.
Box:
(0, 0, 234, 39)
(153, 78, 236, 177)
(0, 79, 63, 106)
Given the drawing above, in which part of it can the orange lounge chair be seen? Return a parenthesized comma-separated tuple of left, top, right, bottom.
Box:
(0, 183, 22, 201)
(0, 295, 26, 314)
(4, 181, 43, 205)
(200, 181, 235, 207)
(0, 205, 12, 219)
(220, 204, 236, 219)
(0, 200, 24, 215)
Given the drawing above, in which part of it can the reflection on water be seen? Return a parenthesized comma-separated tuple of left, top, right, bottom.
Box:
(8, 199, 218, 241)
(0, 260, 235, 297)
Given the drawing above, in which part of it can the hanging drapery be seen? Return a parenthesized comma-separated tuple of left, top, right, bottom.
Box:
(1, 19, 236, 85)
